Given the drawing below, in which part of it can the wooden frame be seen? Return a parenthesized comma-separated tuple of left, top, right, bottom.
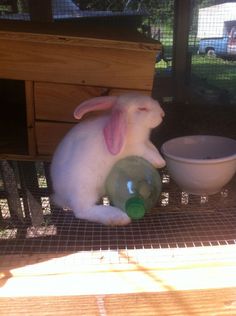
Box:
(0, 246, 236, 315)
(172, 0, 192, 103)
(0, 31, 161, 159)
(0, 4, 235, 313)
(0, 31, 160, 89)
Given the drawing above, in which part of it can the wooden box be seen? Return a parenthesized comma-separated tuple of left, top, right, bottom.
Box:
(0, 31, 161, 159)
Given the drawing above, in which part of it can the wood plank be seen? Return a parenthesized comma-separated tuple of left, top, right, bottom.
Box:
(0, 288, 236, 316)
(1, 263, 236, 297)
(35, 121, 74, 155)
(0, 245, 235, 295)
(0, 153, 51, 162)
(35, 83, 107, 122)
(25, 81, 36, 155)
(0, 31, 161, 52)
(0, 32, 159, 90)
(172, 0, 191, 103)
(34, 82, 151, 122)
(0, 247, 235, 314)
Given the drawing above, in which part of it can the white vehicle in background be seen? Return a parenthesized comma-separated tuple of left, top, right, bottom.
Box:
(197, 3, 236, 59)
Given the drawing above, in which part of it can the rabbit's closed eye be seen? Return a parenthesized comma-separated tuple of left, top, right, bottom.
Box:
(138, 107, 149, 112)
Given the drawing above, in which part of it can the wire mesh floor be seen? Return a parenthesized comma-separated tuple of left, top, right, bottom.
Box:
(0, 161, 235, 262)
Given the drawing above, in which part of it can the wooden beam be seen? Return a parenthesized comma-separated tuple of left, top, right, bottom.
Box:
(25, 81, 36, 156)
(28, 0, 52, 22)
(0, 288, 236, 315)
(172, 0, 192, 103)
(0, 31, 160, 90)
(0, 245, 236, 296)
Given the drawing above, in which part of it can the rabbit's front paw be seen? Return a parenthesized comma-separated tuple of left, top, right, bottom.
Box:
(77, 205, 131, 226)
(105, 208, 131, 226)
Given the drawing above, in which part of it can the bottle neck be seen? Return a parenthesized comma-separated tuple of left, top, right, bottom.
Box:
(125, 196, 146, 220)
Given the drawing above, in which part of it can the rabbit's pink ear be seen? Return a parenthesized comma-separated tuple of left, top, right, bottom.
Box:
(103, 108, 126, 155)
(74, 96, 117, 119)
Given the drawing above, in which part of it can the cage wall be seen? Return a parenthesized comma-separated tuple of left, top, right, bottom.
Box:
(0, 0, 235, 266)
(0, 160, 235, 264)
(189, 0, 236, 106)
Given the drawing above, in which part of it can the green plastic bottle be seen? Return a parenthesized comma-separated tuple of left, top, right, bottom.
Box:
(105, 156, 162, 220)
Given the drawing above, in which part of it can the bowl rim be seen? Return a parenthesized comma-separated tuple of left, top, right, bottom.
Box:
(161, 135, 236, 164)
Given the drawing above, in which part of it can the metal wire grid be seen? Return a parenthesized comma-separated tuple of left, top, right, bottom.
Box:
(0, 0, 145, 21)
(189, 1, 236, 106)
(0, 160, 235, 260)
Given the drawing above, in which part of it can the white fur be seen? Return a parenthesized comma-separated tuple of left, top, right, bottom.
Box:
(50, 93, 165, 225)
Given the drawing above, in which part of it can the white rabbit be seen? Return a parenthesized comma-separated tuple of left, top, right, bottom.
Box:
(50, 93, 165, 226)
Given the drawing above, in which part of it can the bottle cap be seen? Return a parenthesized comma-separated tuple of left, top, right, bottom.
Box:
(125, 197, 146, 220)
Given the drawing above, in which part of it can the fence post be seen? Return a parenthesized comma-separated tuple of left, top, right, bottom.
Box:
(172, 0, 192, 104)
(28, 0, 53, 22)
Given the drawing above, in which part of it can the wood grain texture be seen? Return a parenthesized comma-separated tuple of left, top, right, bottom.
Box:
(0, 32, 158, 90)
(0, 288, 236, 316)
(0, 245, 236, 294)
(0, 31, 157, 159)
(25, 81, 36, 155)
(34, 82, 151, 122)
(35, 121, 73, 155)
(0, 248, 236, 315)
(0, 31, 161, 52)
(35, 83, 108, 122)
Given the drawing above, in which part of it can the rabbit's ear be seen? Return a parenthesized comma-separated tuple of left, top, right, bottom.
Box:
(103, 108, 127, 155)
(74, 96, 117, 119)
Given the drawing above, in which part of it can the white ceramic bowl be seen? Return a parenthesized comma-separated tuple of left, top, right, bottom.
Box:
(161, 135, 236, 195)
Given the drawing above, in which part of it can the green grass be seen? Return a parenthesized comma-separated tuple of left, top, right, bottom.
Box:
(0, 5, 12, 12)
(155, 50, 236, 97)
(191, 55, 236, 95)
